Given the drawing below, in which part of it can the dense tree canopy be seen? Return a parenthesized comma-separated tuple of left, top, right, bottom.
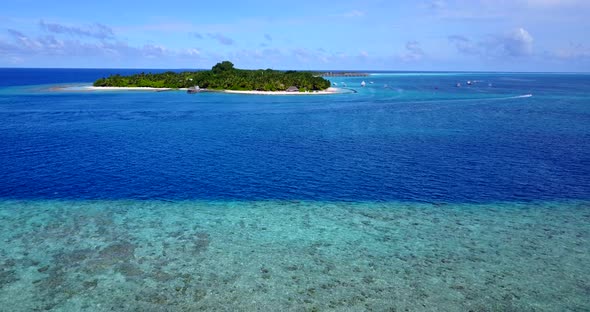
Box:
(211, 61, 235, 74)
(93, 61, 331, 91)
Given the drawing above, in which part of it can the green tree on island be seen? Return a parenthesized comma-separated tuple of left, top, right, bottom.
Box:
(93, 61, 331, 91)
(211, 61, 235, 74)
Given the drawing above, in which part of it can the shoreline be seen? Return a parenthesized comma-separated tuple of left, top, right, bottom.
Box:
(82, 86, 182, 91)
(58, 86, 348, 95)
(222, 87, 344, 95)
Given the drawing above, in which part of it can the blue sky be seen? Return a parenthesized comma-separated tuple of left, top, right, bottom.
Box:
(1, 0, 589, 71)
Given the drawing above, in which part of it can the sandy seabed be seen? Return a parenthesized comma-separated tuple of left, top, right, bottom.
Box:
(0, 200, 588, 311)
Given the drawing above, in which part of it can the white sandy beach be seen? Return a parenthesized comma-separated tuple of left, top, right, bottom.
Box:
(82, 86, 181, 91)
(223, 87, 344, 95)
(58, 86, 346, 94)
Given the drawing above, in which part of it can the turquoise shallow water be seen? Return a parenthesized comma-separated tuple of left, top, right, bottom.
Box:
(1, 200, 588, 311)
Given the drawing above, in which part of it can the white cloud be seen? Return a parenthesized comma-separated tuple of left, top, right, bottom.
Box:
(425, 0, 446, 9)
(503, 28, 533, 56)
(39, 20, 114, 40)
(449, 27, 534, 58)
(142, 44, 168, 58)
(554, 43, 590, 59)
(183, 48, 201, 56)
(207, 33, 235, 45)
(1, 28, 198, 63)
(399, 41, 425, 62)
(341, 10, 365, 17)
(7, 29, 43, 51)
(448, 35, 479, 55)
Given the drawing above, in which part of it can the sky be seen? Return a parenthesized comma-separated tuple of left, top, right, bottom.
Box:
(0, 0, 589, 71)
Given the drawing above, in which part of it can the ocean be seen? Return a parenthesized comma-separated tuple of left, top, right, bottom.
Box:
(0, 68, 588, 311)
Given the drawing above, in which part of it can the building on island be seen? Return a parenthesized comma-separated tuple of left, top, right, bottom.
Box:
(286, 86, 299, 92)
(187, 85, 200, 94)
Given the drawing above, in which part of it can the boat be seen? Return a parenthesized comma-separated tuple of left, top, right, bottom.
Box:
(361, 81, 366, 87)
(187, 85, 200, 94)
(456, 83, 461, 87)
(333, 82, 338, 86)
(467, 80, 472, 85)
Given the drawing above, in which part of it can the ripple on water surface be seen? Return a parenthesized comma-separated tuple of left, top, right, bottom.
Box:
(0, 200, 588, 311)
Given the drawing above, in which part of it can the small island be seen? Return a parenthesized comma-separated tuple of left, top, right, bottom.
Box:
(93, 61, 332, 93)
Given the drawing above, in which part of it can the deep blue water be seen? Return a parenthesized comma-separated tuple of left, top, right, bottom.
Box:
(0, 69, 589, 202)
